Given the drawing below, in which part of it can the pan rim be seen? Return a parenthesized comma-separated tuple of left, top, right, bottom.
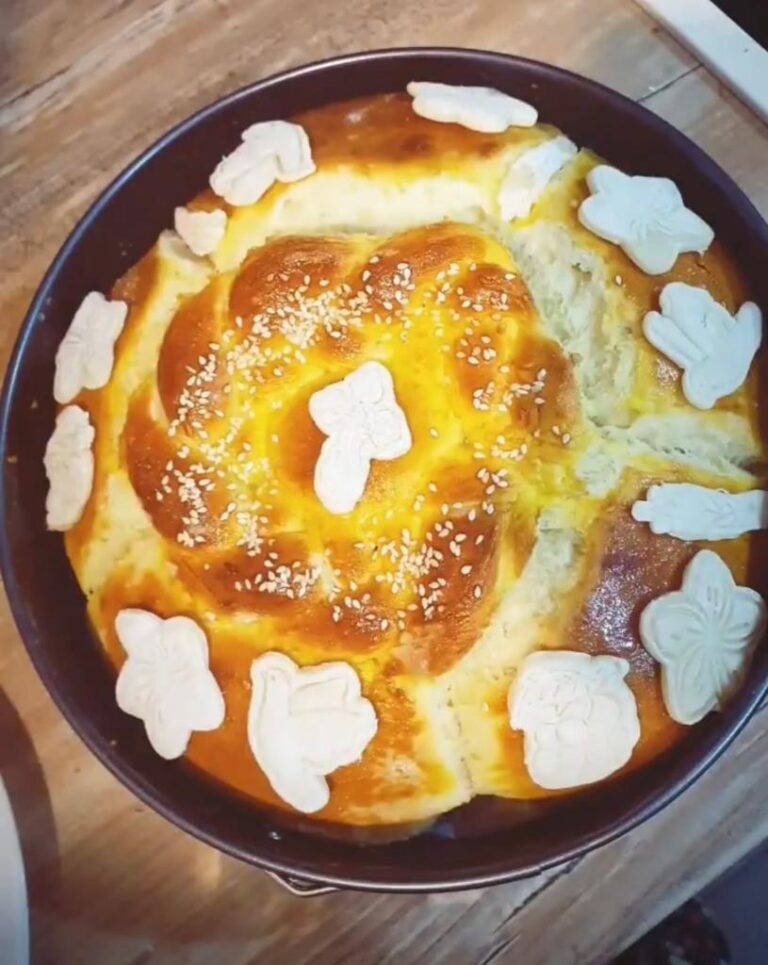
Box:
(2, 46, 767, 892)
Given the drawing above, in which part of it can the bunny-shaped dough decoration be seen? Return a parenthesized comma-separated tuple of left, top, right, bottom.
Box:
(643, 282, 762, 410)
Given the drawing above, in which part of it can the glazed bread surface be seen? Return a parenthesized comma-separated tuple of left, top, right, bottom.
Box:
(64, 93, 765, 825)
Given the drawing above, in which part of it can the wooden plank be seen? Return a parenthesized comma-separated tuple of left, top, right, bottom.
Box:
(634, 0, 768, 122)
(494, 705, 768, 964)
(0, 2, 765, 963)
(643, 65, 768, 217)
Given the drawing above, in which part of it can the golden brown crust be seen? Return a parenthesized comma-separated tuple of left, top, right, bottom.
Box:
(63, 92, 766, 826)
(298, 93, 522, 169)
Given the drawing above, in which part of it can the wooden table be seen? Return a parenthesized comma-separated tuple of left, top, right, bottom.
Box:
(1, 2, 767, 962)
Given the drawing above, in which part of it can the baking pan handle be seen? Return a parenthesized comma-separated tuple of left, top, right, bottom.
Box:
(266, 870, 337, 897)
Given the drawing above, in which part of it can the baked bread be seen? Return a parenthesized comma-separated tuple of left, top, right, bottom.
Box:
(46, 87, 767, 827)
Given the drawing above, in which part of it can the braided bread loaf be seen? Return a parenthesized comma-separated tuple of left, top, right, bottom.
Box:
(51, 90, 767, 826)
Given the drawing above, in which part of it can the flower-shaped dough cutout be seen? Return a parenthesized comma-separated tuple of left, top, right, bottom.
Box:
(643, 282, 762, 410)
(44, 405, 95, 531)
(115, 609, 225, 759)
(640, 550, 767, 725)
(309, 361, 412, 515)
(499, 135, 577, 221)
(174, 207, 227, 257)
(209, 120, 315, 207)
(633, 483, 768, 542)
(248, 653, 378, 813)
(578, 166, 714, 274)
(508, 650, 640, 790)
(407, 81, 538, 133)
(54, 291, 128, 404)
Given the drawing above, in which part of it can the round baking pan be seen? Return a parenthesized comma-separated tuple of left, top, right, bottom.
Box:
(2, 48, 767, 893)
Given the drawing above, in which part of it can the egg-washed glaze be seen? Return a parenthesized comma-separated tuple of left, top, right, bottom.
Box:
(643, 282, 762, 410)
(640, 550, 767, 725)
(57, 93, 767, 826)
(309, 361, 412, 514)
(499, 135, 577, 221)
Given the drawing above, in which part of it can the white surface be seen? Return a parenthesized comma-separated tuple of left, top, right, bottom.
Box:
(643, 283, 762, 410)
(248, 653, 378, 813)
(640, 550, 767, 725)
(309, 361, 412, 515)
(632, 483, 768, 541)
(635, 0, 768, 123)
(173, 207, 227, 257)
(115, 609, 225, 760)
(407, 81, 538, 132)
(53, 291, 127, 404)
(507, 650, 641, 790)
(578, 165, 713, 274)
(43, 404, 95, 531)
(209, 120, 315, 206)
(0, 779, 29, 965)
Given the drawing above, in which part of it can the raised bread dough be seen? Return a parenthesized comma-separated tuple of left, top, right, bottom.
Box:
(56, 93, 766, 825)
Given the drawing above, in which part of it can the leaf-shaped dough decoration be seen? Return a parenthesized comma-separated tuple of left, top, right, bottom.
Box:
(640, 550, 766, 725)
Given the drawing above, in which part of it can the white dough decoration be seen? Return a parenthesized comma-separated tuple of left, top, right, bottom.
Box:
(173, 207, 227, 257)
(44, 405, 95, 531)
(248, 652, 378, 813)
(309, 361, 412, 515)
(407, 81, 538, 133)
(633, 483, 768, 541)
(643, 282, 762, 409)
(53, 291, 128, 404)
(640, 550, 767, 725)
(115, 609, 225, 760)
(209, 120, 315, 207)
(499, 135, 578, 220)
(508, 650, 640, 790)
(578, 165, 714, 274)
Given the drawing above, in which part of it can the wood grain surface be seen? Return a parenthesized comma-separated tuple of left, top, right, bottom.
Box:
(1, 2, 767, 963)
